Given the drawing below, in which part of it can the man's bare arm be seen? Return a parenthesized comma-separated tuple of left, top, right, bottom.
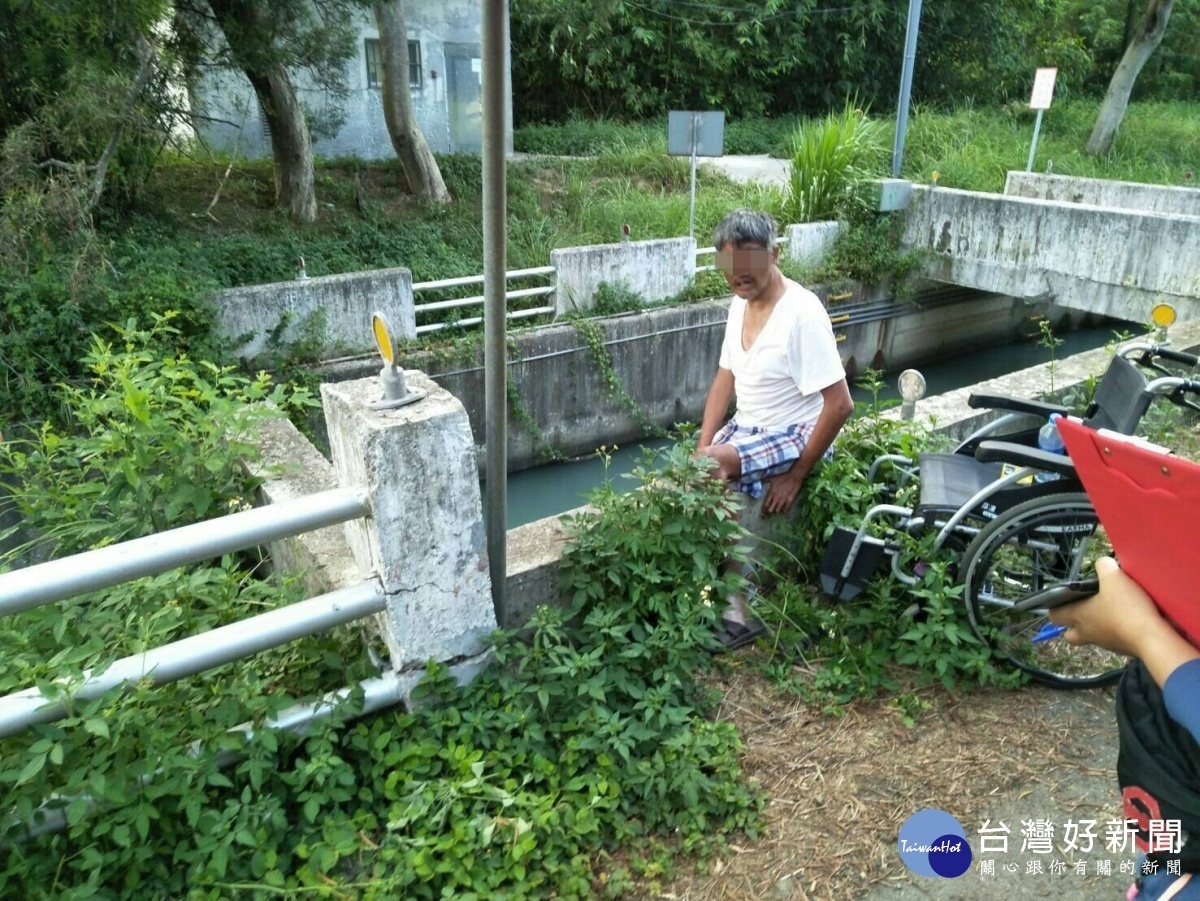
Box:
(762, 379, 854, 514)
(697, 367, 735, 450)
(794, 378, 853, 479)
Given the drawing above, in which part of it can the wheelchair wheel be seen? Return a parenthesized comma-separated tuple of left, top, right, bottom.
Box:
(960, 493, 1125, 688)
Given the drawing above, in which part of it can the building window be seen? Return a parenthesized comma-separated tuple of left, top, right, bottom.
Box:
(365, 38, 422, 89)
(409, 39, 422, 88)
(256, 96, 272, 144)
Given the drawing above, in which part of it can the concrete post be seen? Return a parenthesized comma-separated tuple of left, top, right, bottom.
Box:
(321, 372, 497, 670)
(551, 237, 697, 316)
(215, 267, 416, 361)
(784, 222, 842, 267)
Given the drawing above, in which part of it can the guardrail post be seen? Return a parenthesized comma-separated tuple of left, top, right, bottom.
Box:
(321, 371, 497, 671)
(783, 222, 842, 267)
(551, 237, 696, 316)
(215, 267, 416, 361)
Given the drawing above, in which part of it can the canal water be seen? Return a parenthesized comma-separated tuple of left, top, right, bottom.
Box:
(501, 323, 1127, 527)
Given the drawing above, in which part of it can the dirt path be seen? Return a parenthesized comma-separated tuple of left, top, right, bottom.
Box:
(511, 151, 792, 190)
(698, 155, 791, 189)
(659, 659, 1132, 900)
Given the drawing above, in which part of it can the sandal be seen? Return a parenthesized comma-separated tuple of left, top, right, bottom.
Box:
(716, 616, 767, 650)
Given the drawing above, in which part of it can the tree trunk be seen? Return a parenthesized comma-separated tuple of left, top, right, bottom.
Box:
(207, 0, 317, 222)
(373, 0, 451, 203)
(247, 68, 317, 222)
(1086, 0, 1175, 156)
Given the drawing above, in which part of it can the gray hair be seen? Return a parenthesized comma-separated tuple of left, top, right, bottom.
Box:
(712, 209, 778, 251)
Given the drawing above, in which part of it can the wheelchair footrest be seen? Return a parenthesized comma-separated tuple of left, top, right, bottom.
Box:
(820, 526, 887, 602)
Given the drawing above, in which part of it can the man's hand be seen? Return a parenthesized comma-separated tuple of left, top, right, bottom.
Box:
(762, 467, 805, 515)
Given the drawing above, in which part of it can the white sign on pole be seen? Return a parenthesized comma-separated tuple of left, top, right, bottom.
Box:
(667, 111, 725, 239)
(1025, 67, 1058, 171)
(1029, 67, 1058, 110)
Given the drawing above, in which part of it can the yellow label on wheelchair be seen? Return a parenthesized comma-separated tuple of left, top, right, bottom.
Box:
(1000, 463, 1036, 486)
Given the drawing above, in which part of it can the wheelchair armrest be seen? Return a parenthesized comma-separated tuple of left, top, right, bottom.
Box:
(975, 440, 1078, 478)
(967, 393, 1071, 419)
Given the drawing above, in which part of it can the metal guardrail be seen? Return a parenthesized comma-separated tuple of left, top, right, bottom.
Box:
(413, 234, 817, 334)
(0, 488, 370, 616)
(0, 488, 377, 739)
(0, 581, 385, 739)
(413, 265, 556, 335)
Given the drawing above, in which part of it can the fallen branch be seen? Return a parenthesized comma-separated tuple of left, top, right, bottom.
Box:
(196, 108, 248, 221)
(36, 160, 96, 173)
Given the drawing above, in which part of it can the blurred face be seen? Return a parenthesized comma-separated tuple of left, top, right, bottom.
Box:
(716, 242, 779, 302)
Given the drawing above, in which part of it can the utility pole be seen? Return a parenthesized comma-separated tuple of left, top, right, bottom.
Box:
(891, 0, 923, 178)
(482, 0, 508, 624)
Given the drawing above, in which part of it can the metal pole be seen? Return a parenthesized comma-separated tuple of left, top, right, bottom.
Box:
(1026, 108, 1045, 172)
(689, 113, 699, 239)
(13, 668, 410, 840)
(0, 488, 371, 617)
(0, 580, 385, 738)
(482, 0, 508, 624)
(891, 0, 923, 178)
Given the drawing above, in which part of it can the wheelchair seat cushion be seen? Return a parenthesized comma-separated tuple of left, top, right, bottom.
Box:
(916, 453, 1006, 512)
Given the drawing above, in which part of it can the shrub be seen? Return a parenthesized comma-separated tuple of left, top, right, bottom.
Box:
(2, 429, 763, 896)
(804, 214, 926, 287)
(1, 314, 313, 553)
(757, 370, 1023, 703)
(786, 101, 887, 224)
(0, 321, 368, 896)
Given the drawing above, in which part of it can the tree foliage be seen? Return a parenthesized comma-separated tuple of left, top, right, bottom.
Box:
(0, 0, 363, 226)
(1068, 0, 1199, 99)
(510, 0, 1199, 122)
(0, 0, 185, 215)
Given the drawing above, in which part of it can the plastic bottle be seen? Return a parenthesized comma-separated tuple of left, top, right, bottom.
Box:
(1035, 415, 1065, 482)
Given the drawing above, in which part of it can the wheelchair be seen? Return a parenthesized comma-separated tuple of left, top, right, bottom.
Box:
(819, 341, 1200, 688)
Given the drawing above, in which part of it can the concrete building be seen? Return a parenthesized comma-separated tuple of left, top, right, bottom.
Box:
(193, 0, 511, 158)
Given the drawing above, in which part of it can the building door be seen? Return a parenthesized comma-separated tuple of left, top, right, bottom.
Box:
(444, 42, 482, 153)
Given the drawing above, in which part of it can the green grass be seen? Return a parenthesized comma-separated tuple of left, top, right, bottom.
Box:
(514, 114, 801, 158)
(516, 100, 1200, 193)
(120, 97, 1200, 287)
(900, 100, 1200, 191)
(126, 148, 786, 288)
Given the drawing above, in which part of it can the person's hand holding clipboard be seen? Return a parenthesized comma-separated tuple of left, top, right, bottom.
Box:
(1052, 416, 1200, 648)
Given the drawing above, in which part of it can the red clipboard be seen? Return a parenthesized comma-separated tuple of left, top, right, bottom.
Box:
(1057, 415, 1200, 645)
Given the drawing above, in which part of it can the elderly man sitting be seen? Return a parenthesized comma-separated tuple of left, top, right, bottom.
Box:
(695, 209, 854, 648)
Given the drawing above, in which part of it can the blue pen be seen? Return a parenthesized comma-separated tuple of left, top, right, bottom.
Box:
(1032, 623, 1068, 643)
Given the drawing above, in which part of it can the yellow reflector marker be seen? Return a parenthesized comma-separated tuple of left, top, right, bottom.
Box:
(372, 312, 395, 365)
(369, 312, 427, 410)
(1152, 303, 1177, 328)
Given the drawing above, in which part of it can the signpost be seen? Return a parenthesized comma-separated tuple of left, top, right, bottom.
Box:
(667, 111, 725, 239)
(1027, 67, 1058, 172)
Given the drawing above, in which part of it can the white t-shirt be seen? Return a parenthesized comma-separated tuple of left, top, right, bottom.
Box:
(718, 279, 845, 429)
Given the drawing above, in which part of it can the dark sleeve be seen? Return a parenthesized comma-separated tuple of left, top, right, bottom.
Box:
(1163, 658, 1200, 746)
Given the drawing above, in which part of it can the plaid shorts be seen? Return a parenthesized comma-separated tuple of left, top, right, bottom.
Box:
(711, 420, 830, 500)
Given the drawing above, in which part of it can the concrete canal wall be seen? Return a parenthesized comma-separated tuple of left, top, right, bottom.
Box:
(321, 287, 1071, 472)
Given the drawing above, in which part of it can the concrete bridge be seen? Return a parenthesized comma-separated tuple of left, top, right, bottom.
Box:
(900, 173, 1200, 323)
